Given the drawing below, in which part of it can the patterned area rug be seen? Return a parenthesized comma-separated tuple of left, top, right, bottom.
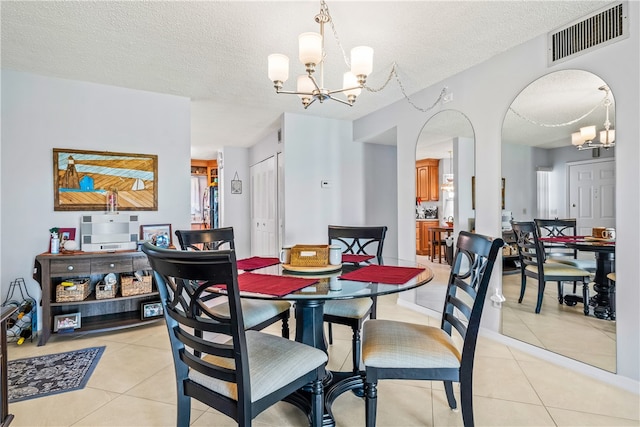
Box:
(8, 346, 105, 403)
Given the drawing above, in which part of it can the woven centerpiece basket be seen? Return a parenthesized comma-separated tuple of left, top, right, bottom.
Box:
(55, 278, 91, 302)
(290, 245, 329, 267)
(121, 275, 153, 296)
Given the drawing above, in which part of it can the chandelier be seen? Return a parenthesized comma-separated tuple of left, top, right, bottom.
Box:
(571, 85, 615, 150)
(267, 1, 373, 109)
(440, 151, 454, 193)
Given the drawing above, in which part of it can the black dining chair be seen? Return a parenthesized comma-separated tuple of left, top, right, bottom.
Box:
(511, 221, 592, 314)
(362, 231, 503, 427)
(324, 225, 387, 373)
(175, 228, 291, 338)
(141, 243, 327, 427)
(534, 218, 596, 271)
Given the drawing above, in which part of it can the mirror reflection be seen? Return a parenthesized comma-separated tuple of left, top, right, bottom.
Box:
(501, 70, 616, 372)
(414, 110, 474, 313)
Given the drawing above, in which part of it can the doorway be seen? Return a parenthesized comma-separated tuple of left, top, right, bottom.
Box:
(250, 156, 277, 256)
(568, 159, 615, 235)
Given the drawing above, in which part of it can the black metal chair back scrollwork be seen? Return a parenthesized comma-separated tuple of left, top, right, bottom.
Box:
(362, 231, 504, 427)
(175, 227, 235, 251)
(328, 225, 387, 259)
(141, 243, 326, 427)
(324, 225, 388, 373)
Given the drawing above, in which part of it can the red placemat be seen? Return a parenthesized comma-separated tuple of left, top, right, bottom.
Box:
(341, 254, 375, 263)
(236, 256, 280, 271)
(338, 265, 425, 285)
(236, 273, 317, 297)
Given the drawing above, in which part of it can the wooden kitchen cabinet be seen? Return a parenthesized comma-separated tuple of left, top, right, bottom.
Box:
(191, 159, 218, 186)
(416, 220, 439, 257)
(416, 159, 440, 202)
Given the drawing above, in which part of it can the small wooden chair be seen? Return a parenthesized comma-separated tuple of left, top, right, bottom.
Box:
(142, 243, 326, 427)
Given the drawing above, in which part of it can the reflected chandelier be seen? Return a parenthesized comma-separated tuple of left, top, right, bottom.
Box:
(571, 85, 615, 150)
(267, 0, 373, 108)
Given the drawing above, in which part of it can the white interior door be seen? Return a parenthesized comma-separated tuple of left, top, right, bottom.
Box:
(568, 159, 615, 235)
(277, 152, 284, 251)
(250, 156, 277, 256)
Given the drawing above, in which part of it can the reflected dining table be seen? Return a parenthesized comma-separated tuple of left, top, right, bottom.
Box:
(539, 236, 615, 320)
(214, 256, 434, 426)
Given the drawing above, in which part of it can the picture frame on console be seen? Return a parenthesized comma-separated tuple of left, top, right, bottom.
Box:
(140, 224, 172, 248)
(53, 312, 81, 332)
(141, 301, 164, 320)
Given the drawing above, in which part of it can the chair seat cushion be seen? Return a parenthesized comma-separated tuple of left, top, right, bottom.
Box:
(362, 319, 461, 369)
(525, 263, 591, 279)
(208, 300, 290, 329)
(191, 330, 327, 402)
(324, 298, 373, 319)
(547, 257, 597, 272)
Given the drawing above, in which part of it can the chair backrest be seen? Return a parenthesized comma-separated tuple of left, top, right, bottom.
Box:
(141, 243, 250, 415)
(511, 221, 546, 271)
(534, 218, 578, 259)
(328, 225, 387, 259)
(175, 227, 235, 251)
(442, 231, 503, 367)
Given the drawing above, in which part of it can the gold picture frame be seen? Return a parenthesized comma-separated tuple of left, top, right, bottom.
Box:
(53, 148, 158, 211)
(472, 176, 505, 210)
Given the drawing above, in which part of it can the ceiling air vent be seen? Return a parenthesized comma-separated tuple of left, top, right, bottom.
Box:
(548, 1, 628, 65)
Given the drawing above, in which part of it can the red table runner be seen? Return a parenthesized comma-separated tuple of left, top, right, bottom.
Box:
(236, 256, 280, 271)
(338, 265, 425, 285)
(341, 254, 375, 263)
(235, 273, 317, 297)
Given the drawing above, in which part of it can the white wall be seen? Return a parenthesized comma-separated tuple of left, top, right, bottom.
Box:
(219, 146, 251, 259)
(354, 2, 639, 382)
(0, 70, 191, 326)
(364, 143, 398, 258)
(282, 113, 365, 245)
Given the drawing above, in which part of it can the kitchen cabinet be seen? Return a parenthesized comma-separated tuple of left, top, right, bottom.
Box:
(416, 220, 439, 257)
(416, 159, 440, 202)
(33, 251, 162, 346)
(191, 159, 218, 186)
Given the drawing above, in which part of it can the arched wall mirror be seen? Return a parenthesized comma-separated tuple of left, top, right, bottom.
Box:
(414, 109, 475, 313)
(501, 69, 616, 373)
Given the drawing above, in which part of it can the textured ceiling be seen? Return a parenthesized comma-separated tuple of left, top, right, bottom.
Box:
(1, 1, 612, 159)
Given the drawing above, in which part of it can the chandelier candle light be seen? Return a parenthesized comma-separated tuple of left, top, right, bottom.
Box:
(571, 85, 616, 150)
(268, 0, 373, 108)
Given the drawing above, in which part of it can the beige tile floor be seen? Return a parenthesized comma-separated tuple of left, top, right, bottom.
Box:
(7, 289, 639, 426)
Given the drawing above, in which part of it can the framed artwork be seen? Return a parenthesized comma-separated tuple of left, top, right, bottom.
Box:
(140, 224, 172, 247)
(471, 176, 505, 210)
(231, 171, 242, 194)
(141, 301, 164, 320)
(53, 148, 158, 211)
(53, 312, 81, 332)
(59, 228, 76, 244)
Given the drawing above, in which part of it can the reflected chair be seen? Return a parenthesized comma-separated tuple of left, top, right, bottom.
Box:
(607, 272, 616, 320)
(511, 221, 592, 314)
(175, 228, 291, 338)
(324, 225, 387, 373)
(362, 231, 503, 427)
(141, 243, 327, 427)
(534, 218, 596, 271)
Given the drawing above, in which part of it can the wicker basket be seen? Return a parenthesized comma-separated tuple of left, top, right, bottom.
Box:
(96, 281, 119, 300)
(290, 245, 329, 267)
(56, 278, 91, 302)
(121, 275, 153, 296)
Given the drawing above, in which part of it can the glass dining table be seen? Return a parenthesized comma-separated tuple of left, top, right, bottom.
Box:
(212, 256, 434, 426)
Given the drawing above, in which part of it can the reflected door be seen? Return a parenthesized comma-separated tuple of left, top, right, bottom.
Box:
(568, 159, 615, 235)
(250, 156, 277, 256)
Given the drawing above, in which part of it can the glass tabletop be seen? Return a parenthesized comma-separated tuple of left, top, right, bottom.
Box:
(230, 257, 434, 301)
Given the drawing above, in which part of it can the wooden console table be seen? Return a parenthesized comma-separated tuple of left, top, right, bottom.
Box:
(1, 306, 16, 426)
(33, 251, 162, 346)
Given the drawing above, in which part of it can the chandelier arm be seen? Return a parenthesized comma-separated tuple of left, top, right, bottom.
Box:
(326, 94, 355, 107)
(303, 97, 318, 109)
(508, 93, 607, 128)
(275, 89, 314, 96)
(327, 85, 361, 95)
